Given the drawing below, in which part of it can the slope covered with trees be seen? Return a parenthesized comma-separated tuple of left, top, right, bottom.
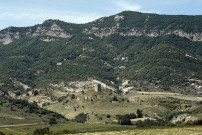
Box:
(0, 11, 201, 95)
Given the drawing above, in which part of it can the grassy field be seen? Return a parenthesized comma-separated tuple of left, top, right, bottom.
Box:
(0, 123, 134, 135)
(44, 89, 202, 123)
(45, 89, 166, 120)
(0, 124, 202, 135)
(131, 91, 202, 101)
(67, 126, 202, 135)
(0, 90, 201, 135)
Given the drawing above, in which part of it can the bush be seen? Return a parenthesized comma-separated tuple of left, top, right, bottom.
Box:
(193, 119, 202, 125)
(128, 113, 136, 119)
(135, 119, 165, 127)
(71, 94, 76, 100)
(0, 131, 6, 135)
(137, 109, 143, 118)
(34, 127, 50, 135)
(116, 113, 136, 125)
(58, 98, 62, 103)
(116, 113, 136, 120)
(33, 90, 39, 96)
(112, 96, 118, 101)
(49, 117, 57, 125)
(63, 130, 76, 134)
(185, 119, 202, 125)
(118, 117, 132, 125)
(74, 113, 87, 123)
(107, 114, 111, 118)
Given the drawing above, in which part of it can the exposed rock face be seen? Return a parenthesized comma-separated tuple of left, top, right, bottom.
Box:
(0, 90, 4, 96)
(189, 78, 202, 89)
(0, 31, 20, 44)
(81, 13, 202, 41)
(31, 23, 71, 38)
(83, 26, 118, 38)
(119, 80, 134, 93)
(49, 79, 116, 92)
(172, 30, 202, 41)
(84, 27, 202, 41)
(27, 94, 53, 107)
(40, 37, 56, 42)
(114, 15, 124, 21)
(8, 91, 16, 98)
(12, 80, 30, 90)
(0, 23, 71, 44)
(171, 114, 198, 124)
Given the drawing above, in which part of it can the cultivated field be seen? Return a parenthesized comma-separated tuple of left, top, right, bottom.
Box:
(67, 126, 202, 135)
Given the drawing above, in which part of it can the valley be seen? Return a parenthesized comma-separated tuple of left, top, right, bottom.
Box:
(0, 11, 202, 134)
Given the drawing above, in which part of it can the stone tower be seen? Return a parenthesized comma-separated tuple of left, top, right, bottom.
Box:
(94, 84, 101, 92)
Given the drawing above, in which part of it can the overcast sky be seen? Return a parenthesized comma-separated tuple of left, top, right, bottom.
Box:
(0, 0, 202, 30)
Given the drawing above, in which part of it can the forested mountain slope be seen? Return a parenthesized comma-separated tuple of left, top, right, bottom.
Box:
(0, 11, 202, 96)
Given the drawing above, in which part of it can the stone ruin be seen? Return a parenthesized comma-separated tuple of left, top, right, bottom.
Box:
(94, 83, 101, 92)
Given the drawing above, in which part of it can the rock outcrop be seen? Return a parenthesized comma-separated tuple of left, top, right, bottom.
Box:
(0, 22, 71, 44)
(83, 27, 202, 41)
(1, 12, 202, 44)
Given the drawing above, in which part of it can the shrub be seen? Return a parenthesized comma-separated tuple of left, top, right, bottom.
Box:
(135, 119, 165, 127)
(193, 119, 202, 125)
(0, 131, 6, 135)
(58, 98, 62, 103)
(107, 114, 111, 118)
(137, 109, 143, 118)
(112, 96, 118, 101)
(74, 113, 87, 123)
(116, 113, 136, 120)
(63, 130, 76, 134)
(34, 127, 50, 135)
(116, 113, 136, 125)
(71, 94, 76, 100)
(118, 117, 132, 125)
(185, 119, 202, 125)
(129, 113, 136, 119)
(49, 117, 57, 125)
(33, 90, 39, 96)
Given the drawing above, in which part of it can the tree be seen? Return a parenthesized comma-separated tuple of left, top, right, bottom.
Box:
(49, 117, 57, 125)
(34, 127, 50, 135)
(58, 98, 62, 103)
(33, 90, 39, 96)
(118, 117, 132, 125)
(137, 109, 143, 118)
(71, 94, 76, 100)
(74, 113, 87, 123)
(129, 113, 136, 119)
(107, 114, 111, 118)
(112, 96, 118, 101)
(135, 119, 165, 127)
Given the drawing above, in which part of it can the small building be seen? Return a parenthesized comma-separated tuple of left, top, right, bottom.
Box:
(94, 83, 101, 92)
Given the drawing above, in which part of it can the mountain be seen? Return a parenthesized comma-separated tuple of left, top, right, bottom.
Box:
(0, 11, 202, 98)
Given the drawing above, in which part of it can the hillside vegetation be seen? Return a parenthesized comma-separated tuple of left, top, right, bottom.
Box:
(0, 10, 202, 135)
(0, 11, 202, 96)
